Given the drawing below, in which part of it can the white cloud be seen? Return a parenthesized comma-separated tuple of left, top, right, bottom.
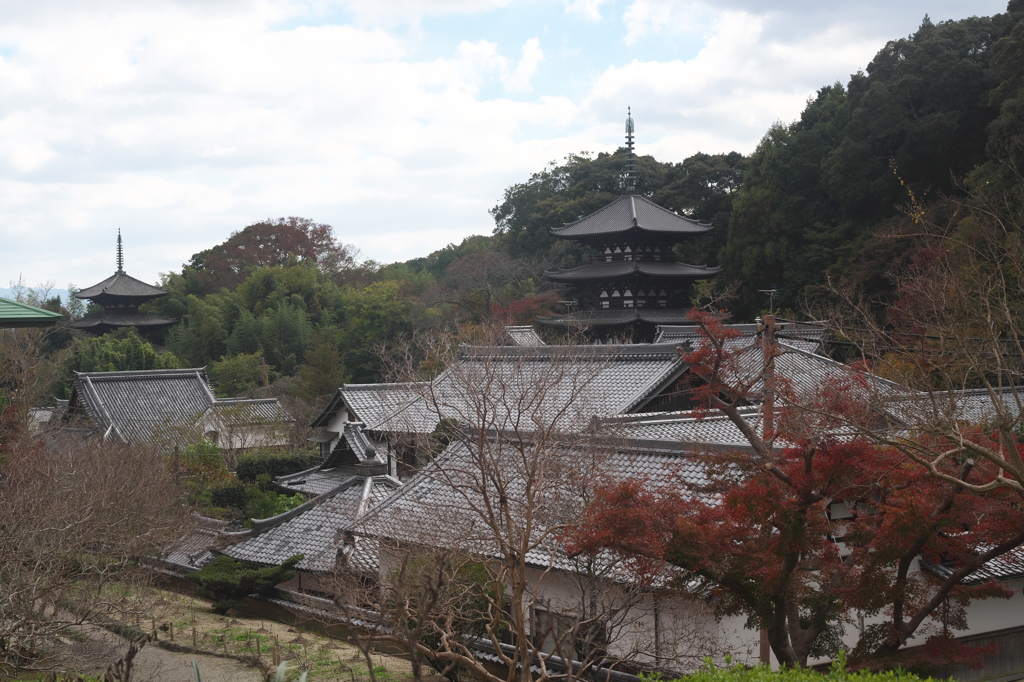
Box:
(564, 0, 606, 22)
(0, 0, 1006, 286)
(501, 38, 543, 93)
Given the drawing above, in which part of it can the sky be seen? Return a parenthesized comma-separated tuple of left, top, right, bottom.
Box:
(0, 0, 1011, 292)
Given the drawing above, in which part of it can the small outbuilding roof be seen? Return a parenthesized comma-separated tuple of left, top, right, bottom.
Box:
(0, 296, 63, 328)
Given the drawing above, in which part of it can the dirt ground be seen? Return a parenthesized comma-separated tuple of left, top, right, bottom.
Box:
(49, 585, 410, 682)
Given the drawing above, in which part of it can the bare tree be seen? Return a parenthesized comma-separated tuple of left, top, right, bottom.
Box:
(822, 192, 1024, 497)
(0, 390, 190, 676)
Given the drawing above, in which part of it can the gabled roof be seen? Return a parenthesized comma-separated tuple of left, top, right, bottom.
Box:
(551, 194, 713, 240)
(654, 321, 827, 354)
(67, 368, 285, 446)
(74, 271, 168, 300)
(0, 296, 63, 328)
(545, 261, 720, 282)
(205, 398, 285, 424)
(354, 437, 710, 572)
(312, 344, 689, 435)
(223, 473, 399, 573)
(68, 368, 216, 444)
(501, 325, 546, 346)
(368, 343, 689, 434)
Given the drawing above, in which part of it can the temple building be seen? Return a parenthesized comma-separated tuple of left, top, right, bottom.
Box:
(537, 110, 720, 341)
(71, 231, 176, 335)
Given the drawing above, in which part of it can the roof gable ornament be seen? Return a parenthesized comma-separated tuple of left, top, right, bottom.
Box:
(624, 107, 636, 194)
(116, 229, 124, 274)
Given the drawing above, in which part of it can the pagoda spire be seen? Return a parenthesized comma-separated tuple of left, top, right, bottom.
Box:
(116, 230, 124, 274)
(624, 107, 636, 194)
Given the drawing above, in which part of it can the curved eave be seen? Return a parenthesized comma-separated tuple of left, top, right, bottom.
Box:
(549, 194, 714, 241)
(536, 309, 696, 328)
(74, 272, 169, 301)
(71, 314, 177, 330)
(545, 262, 721, 282)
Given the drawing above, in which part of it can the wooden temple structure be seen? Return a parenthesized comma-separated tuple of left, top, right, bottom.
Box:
(537, 110, 719, 341)
(71, 231, 176, 335)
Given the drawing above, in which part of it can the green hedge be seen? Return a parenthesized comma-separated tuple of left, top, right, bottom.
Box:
(234, 450, 318, 483)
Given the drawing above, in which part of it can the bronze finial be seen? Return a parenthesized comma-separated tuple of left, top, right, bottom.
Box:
(116, 229, 124, 274)
(624, 107, 636, 194)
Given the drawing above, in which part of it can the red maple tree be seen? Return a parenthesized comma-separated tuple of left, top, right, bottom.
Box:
(568, 310, 1024, 669)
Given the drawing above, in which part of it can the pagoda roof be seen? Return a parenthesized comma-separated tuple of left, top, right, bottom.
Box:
(551, 194, 712, 240)
(537, 308, 695, 328)
(0, 296, 63, 328)
(75, 272, 168, 301)
(70, 311, 177, 332)
(545, 261, 720, 282)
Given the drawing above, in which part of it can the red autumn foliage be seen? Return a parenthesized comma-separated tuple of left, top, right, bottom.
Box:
(197, 217, 356, 292)
(568, 309, 1024, 669)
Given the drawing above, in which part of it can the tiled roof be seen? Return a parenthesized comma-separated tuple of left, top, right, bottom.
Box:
(501, 326, 546, 346)
(69, 368, 216, 444)
(223, 474, 399, 573)
(342, 383, 427, 431)
(370, 343, 688, 434)
(75, 271, 168, 300)
(545, 261, 720, 282)
(276, 467, 353, 496)
(207, 398, 285, 423)
(921, 545, 1024, 584)
(551, 195, 713, 240)
(70, 312, 176, 329)
(654, 322, 827, 354)
(354, 438, 710, 571)
(603, 410, 763, 448)
(537, 308, 695, 328)
(160, 515, 231, 573)
(0, 296, 63, 328)
(67, 368, 285, 446)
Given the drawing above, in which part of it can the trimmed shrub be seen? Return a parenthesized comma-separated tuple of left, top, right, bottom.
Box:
(186, 554, 303, 614)
(235, 450, 318, 483)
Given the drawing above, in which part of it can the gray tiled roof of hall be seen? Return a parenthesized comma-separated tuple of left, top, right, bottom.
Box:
(276, 466, 354, 496)
(601, 410, 763, 448)
(368, 343, 689, 434)
(223, 474, 399, 573)
(550, 194, 713, 239)
(501, 325, 546, 346)
(353, 437, 713, 572)
(69, 368, 216, 444)
(207, 398, 284, 423)
(922, 544, 1024, 584)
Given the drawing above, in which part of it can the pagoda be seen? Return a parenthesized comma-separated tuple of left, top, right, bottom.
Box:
(537, 110, 720, 340)
(71, 231, 176, 335)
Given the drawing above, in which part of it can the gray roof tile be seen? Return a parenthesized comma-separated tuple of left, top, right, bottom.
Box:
(551, 195, 712, 239)
(223, 475, 399, 573)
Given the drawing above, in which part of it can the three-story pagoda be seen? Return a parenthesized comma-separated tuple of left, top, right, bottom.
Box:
(537, 110, 720, 340)
(71, 231, 176, 335)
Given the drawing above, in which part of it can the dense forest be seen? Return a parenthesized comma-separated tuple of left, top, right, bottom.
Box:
(18, 1, 1024, 403)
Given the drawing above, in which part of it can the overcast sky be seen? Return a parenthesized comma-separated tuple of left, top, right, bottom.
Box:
(0, 0, 1010, 291)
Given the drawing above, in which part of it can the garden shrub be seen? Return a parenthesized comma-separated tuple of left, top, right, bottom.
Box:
(187, 554, 303, 614)
(235, 450, 318, 483)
